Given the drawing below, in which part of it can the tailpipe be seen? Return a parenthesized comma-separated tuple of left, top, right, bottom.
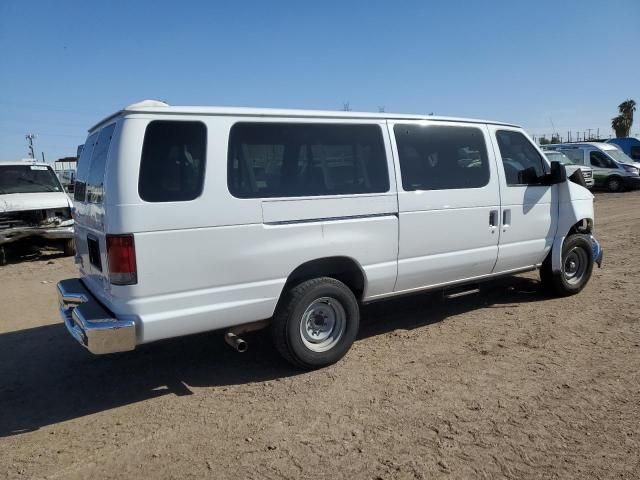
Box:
(223, 320, 269, 353)
(224, 332, 248, 353)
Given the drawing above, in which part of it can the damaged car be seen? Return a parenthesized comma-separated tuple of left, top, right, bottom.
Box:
(0, 162, 75, 265)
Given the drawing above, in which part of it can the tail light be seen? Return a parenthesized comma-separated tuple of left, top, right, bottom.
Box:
(106, 234, 137, 285)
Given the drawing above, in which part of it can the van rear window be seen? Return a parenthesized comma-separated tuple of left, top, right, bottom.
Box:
(228, 123, 389, 198)
(139, 121, 207, 202)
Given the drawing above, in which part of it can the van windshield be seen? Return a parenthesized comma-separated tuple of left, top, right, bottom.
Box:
(0, 165, 63, 194)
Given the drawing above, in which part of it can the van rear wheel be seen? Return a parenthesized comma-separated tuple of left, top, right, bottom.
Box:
(272, 277, 359, 369)
(540, 234, 594, 296)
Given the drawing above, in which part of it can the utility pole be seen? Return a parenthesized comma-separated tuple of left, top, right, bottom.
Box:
(378, 106, 385, 113)
(342, 102, 351, 112)
(25, 133, 37, 159)
(587, 128, 592, 140)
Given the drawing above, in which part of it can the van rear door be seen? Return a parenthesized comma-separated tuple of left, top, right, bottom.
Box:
(73, 122, 117, 294)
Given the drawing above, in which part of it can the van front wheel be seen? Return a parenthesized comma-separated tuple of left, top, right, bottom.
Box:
(540, 234, 594, 296)
(272, 277, 359, 369)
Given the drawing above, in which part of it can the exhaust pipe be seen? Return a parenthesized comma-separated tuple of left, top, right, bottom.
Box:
(224, 332, 248, 353)
(223, 320, 269, 353)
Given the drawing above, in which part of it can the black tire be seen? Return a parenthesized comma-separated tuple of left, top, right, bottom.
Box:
(540, 234, 594, 297)
(272, 277, 360, 369)
(62, 239, 75, 256)
(606, 176, 624, 193)
(0, 245, 7, 266)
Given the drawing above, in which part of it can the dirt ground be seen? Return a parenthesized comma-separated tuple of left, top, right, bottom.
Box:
(1, 192, 639, 480)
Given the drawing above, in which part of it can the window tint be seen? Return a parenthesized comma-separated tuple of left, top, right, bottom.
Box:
(496, 130, 546, 186)
(139, 121, 207, 202)
(590, 151, 616, 169)
(74, 132, 98, 201)
(394, 124, 490, 190)
(228, 123, 389, 198)
(86, 123, 116, 204)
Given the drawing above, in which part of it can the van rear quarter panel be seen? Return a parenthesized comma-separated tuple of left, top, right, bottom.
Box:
(105, 115, 398, 344)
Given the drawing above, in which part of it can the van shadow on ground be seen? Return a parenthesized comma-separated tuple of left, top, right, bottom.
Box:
(0, 275, 547, 437)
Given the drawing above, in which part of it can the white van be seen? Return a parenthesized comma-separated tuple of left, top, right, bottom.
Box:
(544, 143, 640, 192)
(57, 100, 602, 369)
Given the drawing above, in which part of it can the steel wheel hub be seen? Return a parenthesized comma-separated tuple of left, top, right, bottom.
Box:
(300, 297, 346, 352)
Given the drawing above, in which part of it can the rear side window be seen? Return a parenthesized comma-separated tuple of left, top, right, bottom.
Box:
(496, 130, 546, 186)
(558, 149, 584, 165)
(74, 132, 98, 201)
(394, 124, 490, 190)
(86, 123, 116, 203)
(139, 121, 207, 202)
(228, 123, 389, 198)
(631, 146, 640, 160)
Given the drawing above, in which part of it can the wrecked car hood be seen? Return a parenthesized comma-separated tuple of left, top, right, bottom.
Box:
(0, 192, 71, 213)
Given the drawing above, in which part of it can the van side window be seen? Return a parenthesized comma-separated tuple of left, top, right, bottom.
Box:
(227, 123, 389, 198)
(630, 146, 640, 160)
(74, 132, 98, 201)
(590, 151, 616, 169)
(496, 130, 546, 186)
(139, 121, 207, 202)
(394, 124, 490, 191)
(86, 123, 116, 204)
(558, 149, 584, 165)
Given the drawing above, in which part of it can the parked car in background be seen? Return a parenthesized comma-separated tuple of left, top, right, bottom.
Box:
(606, 137, 640, 161)
(543, 143, 640, 192)
(542, 149, 594, 189)
(0, 161, 75, 265)
(57, 100, 601, 369)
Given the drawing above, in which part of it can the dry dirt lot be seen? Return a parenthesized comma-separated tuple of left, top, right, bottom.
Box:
(1, 192, 639, 480)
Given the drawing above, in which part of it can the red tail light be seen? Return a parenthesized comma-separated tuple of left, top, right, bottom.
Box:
(106, 234, 137, 285)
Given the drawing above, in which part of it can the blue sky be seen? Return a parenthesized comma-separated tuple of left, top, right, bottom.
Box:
(1, 0, 638, 161)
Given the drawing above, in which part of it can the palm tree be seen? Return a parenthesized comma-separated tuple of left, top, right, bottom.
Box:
(613, 99, 636, 137)
(612, 115, 629, 138)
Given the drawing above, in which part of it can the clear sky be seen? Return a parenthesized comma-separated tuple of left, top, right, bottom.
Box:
(1, 0, 638, 161)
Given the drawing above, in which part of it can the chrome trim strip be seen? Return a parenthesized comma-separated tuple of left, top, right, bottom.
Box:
(264, 212, 397, 226)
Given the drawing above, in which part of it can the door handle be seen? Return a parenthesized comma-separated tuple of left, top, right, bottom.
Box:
(502, 209, 511, 230)
(489, 210, 498, 228)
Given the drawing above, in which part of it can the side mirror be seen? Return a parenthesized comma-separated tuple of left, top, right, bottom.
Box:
(549, 161, 567, 184)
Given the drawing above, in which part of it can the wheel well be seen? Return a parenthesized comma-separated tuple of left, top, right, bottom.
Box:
(567, 218, 593, 236)
(284, 257, 366, 300)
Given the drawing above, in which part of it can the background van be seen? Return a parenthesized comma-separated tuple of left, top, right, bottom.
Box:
(544, 142, 640, 192)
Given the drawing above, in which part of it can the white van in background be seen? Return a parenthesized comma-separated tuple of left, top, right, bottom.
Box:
(542, 150, 594, 189)
(544, 142, 640, 192)
(57, 100, 602, 369)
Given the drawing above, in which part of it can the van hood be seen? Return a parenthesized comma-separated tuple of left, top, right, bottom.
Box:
(0, 192, 71, 213)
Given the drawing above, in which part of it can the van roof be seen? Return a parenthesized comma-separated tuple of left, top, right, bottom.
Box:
(547, 142, 618, 150)
(89, 99, 521, 132)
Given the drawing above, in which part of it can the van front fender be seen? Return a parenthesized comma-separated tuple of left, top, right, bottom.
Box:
(551, 185, 594, 273)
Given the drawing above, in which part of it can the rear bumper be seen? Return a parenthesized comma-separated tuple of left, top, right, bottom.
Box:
(57, 278, 136, 354)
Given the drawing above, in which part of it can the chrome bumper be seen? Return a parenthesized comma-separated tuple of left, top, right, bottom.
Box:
(57, 278, 136, 354)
